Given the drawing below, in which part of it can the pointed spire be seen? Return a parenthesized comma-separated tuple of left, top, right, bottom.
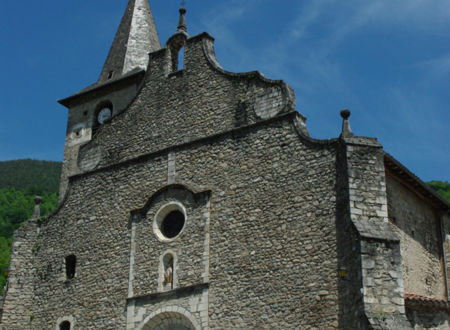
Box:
(98, 0, 161, 83)
(177, 4, 187, 32)
(340, 109, 354, 138)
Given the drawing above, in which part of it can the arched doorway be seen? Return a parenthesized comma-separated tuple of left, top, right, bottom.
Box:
(139, 310, 200, 330)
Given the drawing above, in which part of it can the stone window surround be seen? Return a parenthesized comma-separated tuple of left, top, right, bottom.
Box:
(153, 202, 187, 243)
(55, 315, 75, 330)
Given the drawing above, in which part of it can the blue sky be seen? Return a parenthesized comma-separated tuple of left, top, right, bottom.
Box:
(0, 0, 448, 182)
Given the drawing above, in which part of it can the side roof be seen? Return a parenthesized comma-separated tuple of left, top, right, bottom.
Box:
(384, 152, 450, 213)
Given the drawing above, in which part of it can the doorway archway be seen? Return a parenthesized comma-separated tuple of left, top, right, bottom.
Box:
(137, 307, 200, 330)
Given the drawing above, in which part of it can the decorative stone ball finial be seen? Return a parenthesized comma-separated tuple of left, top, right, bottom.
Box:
(33, 196, 42, 219)
(340, 109, 354, 138)
(340, 109, 351, 120)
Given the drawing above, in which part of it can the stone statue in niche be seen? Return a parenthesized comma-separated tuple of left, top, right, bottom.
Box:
(163, 256, 174, 289)
(164, 265, 173, 287)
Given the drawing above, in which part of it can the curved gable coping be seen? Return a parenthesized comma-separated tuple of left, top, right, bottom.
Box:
(200, 34, 296, 114)
(293, 113, 339, 147)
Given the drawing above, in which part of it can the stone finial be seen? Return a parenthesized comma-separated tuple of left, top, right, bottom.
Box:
(32, 196, 42, 219)
(177, 5, 187, 32)
(340, 109, 354, 138)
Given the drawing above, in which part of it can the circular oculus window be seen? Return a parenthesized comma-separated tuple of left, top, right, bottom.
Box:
(153, 202, 186, 242)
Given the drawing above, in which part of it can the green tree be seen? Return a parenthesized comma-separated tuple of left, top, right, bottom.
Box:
(427, 181, 450, 203)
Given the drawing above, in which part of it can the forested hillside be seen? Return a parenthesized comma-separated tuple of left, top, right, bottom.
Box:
(427, 181, 450, 203)
(0, 159, 61, 192)
(0, 160, 61, 294)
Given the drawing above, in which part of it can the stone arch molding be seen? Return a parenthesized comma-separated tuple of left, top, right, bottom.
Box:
(137, 306, 201, 330)
(55, 315, 75, 330)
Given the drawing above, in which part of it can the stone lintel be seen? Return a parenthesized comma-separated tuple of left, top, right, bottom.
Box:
(127, 283, 208, 306)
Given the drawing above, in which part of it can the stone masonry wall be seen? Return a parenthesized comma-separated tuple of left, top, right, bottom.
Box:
(0, 220, 38, 330)
(386, 174, 445, 299)
(2, 116, 342, 329)
(181, 121, 339, 328)
(407, 308, 450, 329)
(344, 138, 411, 328)
(335, 141, 367, 329)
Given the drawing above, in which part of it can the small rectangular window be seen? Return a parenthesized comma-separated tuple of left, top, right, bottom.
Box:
(65, 255, 76, 279)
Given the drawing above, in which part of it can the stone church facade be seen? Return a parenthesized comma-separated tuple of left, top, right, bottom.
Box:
(1, 1, 449, 329)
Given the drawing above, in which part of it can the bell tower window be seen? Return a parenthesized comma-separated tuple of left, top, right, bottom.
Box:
(169, 40, 185, 73)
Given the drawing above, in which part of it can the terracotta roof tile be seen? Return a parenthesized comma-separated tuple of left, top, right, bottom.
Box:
(405, 292, 450, 311)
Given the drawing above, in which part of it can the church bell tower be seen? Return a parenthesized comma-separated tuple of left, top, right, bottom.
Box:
(57, 0, 161, 200)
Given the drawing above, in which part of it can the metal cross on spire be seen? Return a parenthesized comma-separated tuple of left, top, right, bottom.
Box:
(181, 0, 186, 8)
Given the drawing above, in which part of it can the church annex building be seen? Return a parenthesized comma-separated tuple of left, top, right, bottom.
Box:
(1, 1, 450, 329)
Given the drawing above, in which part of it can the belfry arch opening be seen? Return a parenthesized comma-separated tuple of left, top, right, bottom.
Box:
(168, 36, 186, 73)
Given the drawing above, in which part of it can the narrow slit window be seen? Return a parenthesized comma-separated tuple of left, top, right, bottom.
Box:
(65, 255, 76, 279)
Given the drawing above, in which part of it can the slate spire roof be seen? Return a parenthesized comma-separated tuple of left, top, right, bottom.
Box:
(98, 0, 161, 83)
